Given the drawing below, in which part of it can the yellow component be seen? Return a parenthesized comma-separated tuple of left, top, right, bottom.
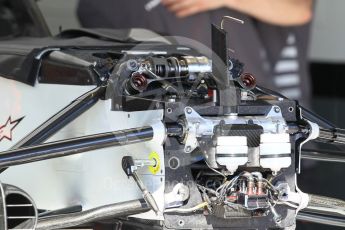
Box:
(149, 152, 160, 175)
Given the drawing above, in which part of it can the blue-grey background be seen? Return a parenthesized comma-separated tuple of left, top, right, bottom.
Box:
(37, 0, 345, 63)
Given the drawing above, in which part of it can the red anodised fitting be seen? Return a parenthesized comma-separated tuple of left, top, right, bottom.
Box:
(241, 172, 255, 195)
(251, 172, 265, 195)
(239, 73, 256, 90)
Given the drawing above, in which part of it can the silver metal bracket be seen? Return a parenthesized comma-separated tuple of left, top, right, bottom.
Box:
(183, 107, 214, 153)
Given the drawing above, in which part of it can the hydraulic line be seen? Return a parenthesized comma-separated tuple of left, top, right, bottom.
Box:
(164, 202, 208, 214)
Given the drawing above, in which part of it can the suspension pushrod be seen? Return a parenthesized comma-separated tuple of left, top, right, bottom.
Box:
(0, 126, 153, 168)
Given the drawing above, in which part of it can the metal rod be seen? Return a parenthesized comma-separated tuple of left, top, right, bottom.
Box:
(297, 212, 345, 228)
(0, 127, 153, 168)
(308, 194, 345, 213)
(221, 16, 244, 30)
(11, 85, 106, 150)
(300, 106, 336, 130)
(302, 149, 345, 163)
(38, 205, 83, 218)
(36, 199, 149, 230)
(166, 123, 184, 137)
(318, 128, 345, 145)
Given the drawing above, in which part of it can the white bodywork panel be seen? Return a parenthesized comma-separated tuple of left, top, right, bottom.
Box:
(0, 77, 165, 218)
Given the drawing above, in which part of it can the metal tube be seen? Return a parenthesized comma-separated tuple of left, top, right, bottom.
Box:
(297, 212, 345, 228)
(318, 128, 345, 145)
(302, 149, 345, 163)
(308, 194, 345, 213)
(0, 127, 153, 168)
(11, 85, 106, 149)
(166, 123, 184, 137)
(134, 159, 156, 168)
(36, 199, 149, 230)
(38, 205, 82, 218)
(48, 51, 93, 68)
(299, 105, 336, 130)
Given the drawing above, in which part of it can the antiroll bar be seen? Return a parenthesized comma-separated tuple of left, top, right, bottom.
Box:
(0, 126, 154, 168)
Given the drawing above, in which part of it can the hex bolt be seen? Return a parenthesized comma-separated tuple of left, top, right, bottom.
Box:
(168, 157, 180, 170)
(126, 59, 140, 72)
(274, 107, 281, 113)
(185, 146, 192, 152)
(178, 220, 185, 227)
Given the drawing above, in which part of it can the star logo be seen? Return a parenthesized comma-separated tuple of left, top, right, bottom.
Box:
(0, 116, 24, 142)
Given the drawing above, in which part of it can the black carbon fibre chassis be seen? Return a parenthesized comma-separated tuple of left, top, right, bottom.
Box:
(162, 101, 298, 230)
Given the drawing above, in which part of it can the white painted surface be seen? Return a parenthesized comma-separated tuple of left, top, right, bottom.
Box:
(0, 78, 165, 219)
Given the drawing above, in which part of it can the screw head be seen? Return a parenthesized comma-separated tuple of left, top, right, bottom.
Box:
(274, 215, 282, 224)
(168, 157, 180, 170)
(274, 107, 281, 113)
(178, 220, 185, 227)
(186, 108, 192, 114)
